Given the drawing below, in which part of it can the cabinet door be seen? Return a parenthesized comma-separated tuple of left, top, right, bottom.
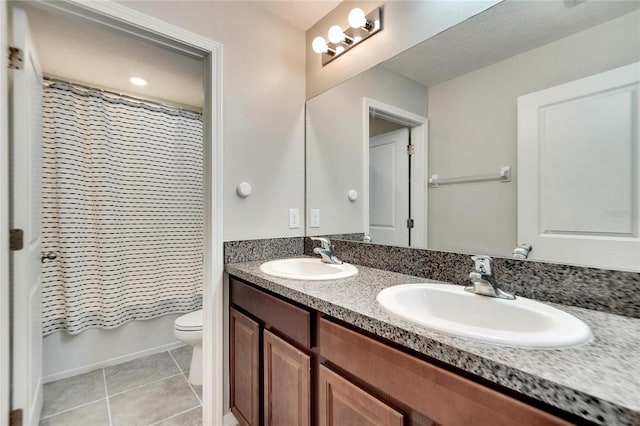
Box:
(230, 308, 260, 426)
(318, 365, 404, 426)
(264, 330, 310, 426)
(319, 318, 570, 426)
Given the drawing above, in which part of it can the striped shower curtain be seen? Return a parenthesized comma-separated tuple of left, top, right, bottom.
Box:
(42, 82, 204, 336)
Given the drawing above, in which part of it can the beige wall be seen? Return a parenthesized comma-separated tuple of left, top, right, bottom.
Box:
(306, 65, 428, 236)
(306, 0, 499, 99)
(427, 10, 640, 256)
(120, 1, 306, 242)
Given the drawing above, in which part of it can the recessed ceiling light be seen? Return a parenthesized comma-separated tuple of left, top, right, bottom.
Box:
(129, 77, 148, 86)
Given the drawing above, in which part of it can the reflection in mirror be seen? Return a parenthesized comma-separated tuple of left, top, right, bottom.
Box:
(305, 1, 640, 271)
(367, 103, 427, 248)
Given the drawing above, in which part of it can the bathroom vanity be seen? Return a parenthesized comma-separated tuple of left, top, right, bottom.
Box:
(226, 259, 640, 426)
(229, 276, 569, 426)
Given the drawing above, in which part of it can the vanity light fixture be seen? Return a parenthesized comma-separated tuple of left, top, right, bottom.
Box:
(312, 6, 382, 66)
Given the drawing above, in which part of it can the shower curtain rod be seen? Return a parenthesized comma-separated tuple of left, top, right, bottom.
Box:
(43, 76, 202, 116)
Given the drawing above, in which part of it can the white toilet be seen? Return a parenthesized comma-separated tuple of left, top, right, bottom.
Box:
(174, 309, 203, 385)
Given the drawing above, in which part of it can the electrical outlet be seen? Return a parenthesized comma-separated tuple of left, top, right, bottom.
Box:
(310, 209, 320, 228)
(289, 208, 300, 229)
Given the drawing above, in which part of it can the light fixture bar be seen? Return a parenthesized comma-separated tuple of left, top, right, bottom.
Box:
(319, 7, 382, 66)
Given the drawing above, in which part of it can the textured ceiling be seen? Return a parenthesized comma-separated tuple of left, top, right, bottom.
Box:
(383, 0, 640, 88)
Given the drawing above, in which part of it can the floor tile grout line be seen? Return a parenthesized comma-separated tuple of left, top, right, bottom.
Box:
(168, 349, 202, 405)
(39, 397, 108, 420)
(42, 350, 194, 423)
(102, 368, 113, 426)
(147, 404, 202, 426)
(167, 349, 183, 374)
(108, 372, 185, 398)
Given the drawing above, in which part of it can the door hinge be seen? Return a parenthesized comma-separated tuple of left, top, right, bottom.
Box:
(9, 229, 24, 251)
(9, 409, 22, 426)
(406, 218, 414, 229)
(8, 47, 24, 70)
(406, 144, 415, 156)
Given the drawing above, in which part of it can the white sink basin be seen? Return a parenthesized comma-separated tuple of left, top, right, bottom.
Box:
(260, 258, 358, 281)
(377, 284, 592, 348)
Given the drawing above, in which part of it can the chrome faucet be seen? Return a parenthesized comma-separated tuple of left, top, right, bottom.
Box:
(466, 255, 515, 300)
(310, 237, 343, 265)
(512, 243, 532, 259)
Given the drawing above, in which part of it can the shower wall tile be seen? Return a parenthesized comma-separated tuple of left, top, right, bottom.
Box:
(224, 237, 304, 264)
(303, 238, 640, 319)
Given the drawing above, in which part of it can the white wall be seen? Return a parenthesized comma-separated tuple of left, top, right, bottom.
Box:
(121, 0, 306, 242)
(426, 10, 640, 256)
(43, 315, 182, 382)
(306, 65, 427, 235)
(40, 0, 307, 381)
(306, 0, 499, 99)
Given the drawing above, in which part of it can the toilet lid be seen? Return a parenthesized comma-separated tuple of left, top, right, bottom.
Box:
(175, 309, 203, 331)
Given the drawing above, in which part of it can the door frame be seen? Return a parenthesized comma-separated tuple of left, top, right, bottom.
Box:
(0, 1, 224, 424)
(1, 2, 10, 424)
(363, 98, 428, 247)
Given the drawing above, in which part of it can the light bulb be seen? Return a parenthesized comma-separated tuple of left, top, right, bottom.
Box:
(312, 36, 328, 54)
(129, 76, 148, 86)
(348, 8, 366, 28)
(328, 25, 345, 44)
(335, 45, 345, 54)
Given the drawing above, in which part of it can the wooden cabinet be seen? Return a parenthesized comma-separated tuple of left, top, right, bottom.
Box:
(264, 331, 310, 426)
(230, 308, 260, 426)
(229, 276, 573, 426)
(230, 278, 312, 426)
(318, 365, 404, 426)
(318, 317, 571, 426)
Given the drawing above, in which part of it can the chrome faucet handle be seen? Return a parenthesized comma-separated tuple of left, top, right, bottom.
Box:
(310, 237, 343, 265)
(310, 237, 332, 250)
(471, 255, 493, 276)
(467, 255, 515, 300)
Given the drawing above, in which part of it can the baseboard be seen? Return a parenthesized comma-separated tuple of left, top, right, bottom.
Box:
(223, 412, 239, 426)
(43, 341, 185, 383)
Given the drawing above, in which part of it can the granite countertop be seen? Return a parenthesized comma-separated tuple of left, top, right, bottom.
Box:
(226, 259, 640, 426)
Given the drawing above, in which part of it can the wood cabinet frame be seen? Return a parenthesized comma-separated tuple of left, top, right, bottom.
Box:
(229, 276, 576, 426)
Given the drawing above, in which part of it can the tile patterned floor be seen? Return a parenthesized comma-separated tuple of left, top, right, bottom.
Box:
(40, 346, 202, 426)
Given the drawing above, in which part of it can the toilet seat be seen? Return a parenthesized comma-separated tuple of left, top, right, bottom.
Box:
(174, 309, 202, 332)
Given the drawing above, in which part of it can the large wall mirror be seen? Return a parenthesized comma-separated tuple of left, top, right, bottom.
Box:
(306, 0, 640, 271)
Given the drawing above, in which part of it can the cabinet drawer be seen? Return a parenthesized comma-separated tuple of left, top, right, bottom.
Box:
(318, 364, 404, 426)
(231, 277, 311, 348)
(318, 318, 571, 426)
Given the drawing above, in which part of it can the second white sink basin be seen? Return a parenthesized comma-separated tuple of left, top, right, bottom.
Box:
(377, 284, 592, 348)
(260, 258, 358, 281)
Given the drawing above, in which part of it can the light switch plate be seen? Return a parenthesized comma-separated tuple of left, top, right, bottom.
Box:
(289, 208, 300, 229)
(310, 209, 320, 228)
